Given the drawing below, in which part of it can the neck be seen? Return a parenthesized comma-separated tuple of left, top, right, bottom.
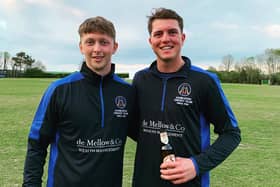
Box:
(95, 66, 111, 77)
(86, 62, 112, 77)
(157, 57, 184, 73)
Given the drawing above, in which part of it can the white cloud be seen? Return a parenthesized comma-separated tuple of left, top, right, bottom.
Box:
(1, 0, 280, 73)
(0, 0, 18, 11)
(252, 24, 280, 38)
(23, 0, 85, 18)
(115, 63, 149, 78)
(45, 62, 149, 79)
(211, 22, 240, 30)
(46, 63, 80, 72)
(0, 20, 7, 30)
(23, 0, 53, 6)
(115, 62, 213, 79)
(0, 0, 22, 19)
(116, 24, 148, 49)
(263, 24, 280, 38)
(194, 60, 220, 70)
(66, 7, 85, 18)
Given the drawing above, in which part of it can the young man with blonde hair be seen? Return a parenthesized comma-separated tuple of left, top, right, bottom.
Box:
(23, 16, 136, 187)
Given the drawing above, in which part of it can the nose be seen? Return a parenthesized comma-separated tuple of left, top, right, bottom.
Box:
(161, 32, 171, 42)
(93, 43, 101, 52)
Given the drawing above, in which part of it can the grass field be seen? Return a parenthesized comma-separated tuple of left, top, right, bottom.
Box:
(0, 78, 279, 187)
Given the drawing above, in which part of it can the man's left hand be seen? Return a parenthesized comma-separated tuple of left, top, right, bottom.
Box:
(160, 157, 197, 184)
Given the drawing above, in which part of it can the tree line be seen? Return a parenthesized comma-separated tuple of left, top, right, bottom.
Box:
(0, 51, 51, 77)
(0, 51, 129, 78)
(207, 48, 280, 85)
(1, 49, 279, 83)
(0, 51, 75, 78)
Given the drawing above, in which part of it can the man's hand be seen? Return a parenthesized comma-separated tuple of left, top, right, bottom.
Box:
(160, 157, 197, 184)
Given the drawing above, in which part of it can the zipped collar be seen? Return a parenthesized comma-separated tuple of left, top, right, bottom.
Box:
(148, 56, 192, 112)
(80, 62, 115, 86)
(149, 56, 191, 79)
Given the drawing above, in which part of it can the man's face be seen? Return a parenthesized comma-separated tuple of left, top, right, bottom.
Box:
(79, 32, 118, 75)
(149, 19, 185, 63)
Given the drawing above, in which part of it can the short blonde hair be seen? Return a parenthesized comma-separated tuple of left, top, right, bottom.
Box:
(78, 16, 116, 41)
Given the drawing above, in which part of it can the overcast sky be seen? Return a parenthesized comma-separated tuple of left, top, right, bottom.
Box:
(1, 0, 280, 77)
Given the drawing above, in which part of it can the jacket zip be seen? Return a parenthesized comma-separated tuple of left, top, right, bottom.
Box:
(99, 77, 105, 128)
(161, 78, 168, 112)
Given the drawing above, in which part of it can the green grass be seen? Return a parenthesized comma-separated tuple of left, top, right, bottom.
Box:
(0, 79, 279, 187)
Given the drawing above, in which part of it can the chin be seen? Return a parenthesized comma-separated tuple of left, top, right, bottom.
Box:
(161, 57, 174, 63)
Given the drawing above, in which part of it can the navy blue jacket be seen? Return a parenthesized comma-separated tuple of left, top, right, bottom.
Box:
(23, 63, 136, 187)
(132, 57, 241, 187)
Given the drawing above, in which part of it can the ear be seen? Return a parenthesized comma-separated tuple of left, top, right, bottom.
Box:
(181, 33, 186, 43)
(148, 37, 152, 45)
(112, 42, 118, 54)
(79, 42, 84, 54)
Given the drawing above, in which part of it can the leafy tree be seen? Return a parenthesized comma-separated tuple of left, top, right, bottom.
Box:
(263, 49, 280, 74)
(32, 60, 46, 71)
(270, 73, 280, 85)
(12, 52, 26, 72)
(11, 52, 36, 72)
(221, 54, 234, 72)
(207, 66, 217, 72)
(0, 51, 10, 71)
(238, 57, 262, 84)
(23, 54, 35, 70)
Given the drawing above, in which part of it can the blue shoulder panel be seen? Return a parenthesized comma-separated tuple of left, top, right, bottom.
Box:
(47, 132, 60, 187)
(29, 72, 84, 140)
(190, 66, 238, 127)
(113, 74, 131, 86)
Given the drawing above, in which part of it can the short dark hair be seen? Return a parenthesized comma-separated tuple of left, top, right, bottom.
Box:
(147, 8, 184, 34)
(78, 16, 116, 41)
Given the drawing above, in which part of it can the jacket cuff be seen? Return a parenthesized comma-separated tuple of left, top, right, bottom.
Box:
(190, 157, 199, 176)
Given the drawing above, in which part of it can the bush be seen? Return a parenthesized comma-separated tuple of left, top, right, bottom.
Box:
(270, 73, 280, 85)
(23, 68, 71, 78)
(116, 73, 129, 78)
(208, 69, 265, 84)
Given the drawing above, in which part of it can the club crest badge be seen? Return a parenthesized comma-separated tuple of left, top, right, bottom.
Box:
(114, 96, 128, 118)
(174, 83, 193, 106)
(115, 96, 126, 109)
(178, 83, 191, 96)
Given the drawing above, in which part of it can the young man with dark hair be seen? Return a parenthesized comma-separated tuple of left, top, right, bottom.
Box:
(132, 8, 241, 187)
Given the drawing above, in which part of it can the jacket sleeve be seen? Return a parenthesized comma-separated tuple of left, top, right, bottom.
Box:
(23, 84, 58, 186)
(127, 78, 140, 141)
(23, 139, 48, 186)
(192, 124, 241, 175)
(192, 74, 241, 175)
